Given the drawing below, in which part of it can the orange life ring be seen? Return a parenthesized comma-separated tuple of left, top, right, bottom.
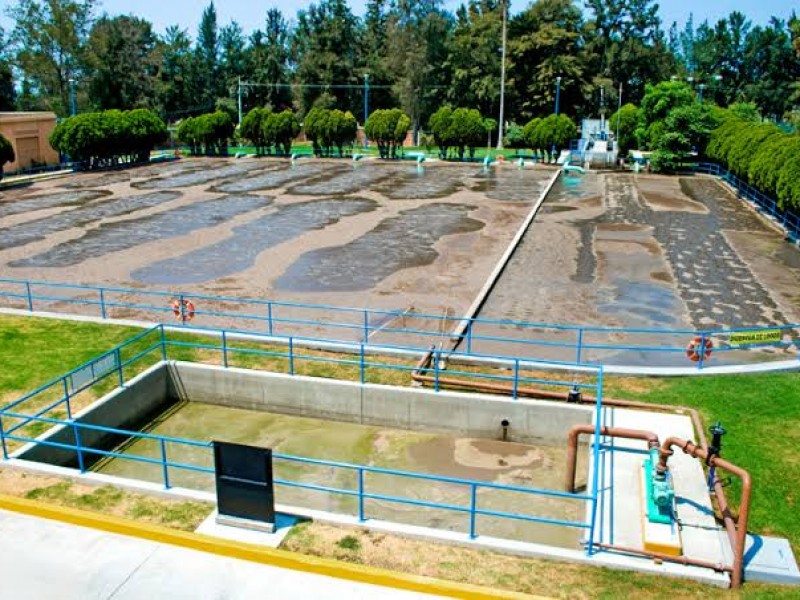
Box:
(686, 336, 713, 362)
(172, 299, 196, 321)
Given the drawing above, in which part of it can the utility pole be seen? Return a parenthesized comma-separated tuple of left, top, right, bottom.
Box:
(615, 82, 623, 144)
(496, 0, 508, 149)
(238, 78, 243, 125)
(698, 83, 705, 103)
(69, 78, 77, 116)
(363, 73, 370, 148)
(555, 76, 562, 115)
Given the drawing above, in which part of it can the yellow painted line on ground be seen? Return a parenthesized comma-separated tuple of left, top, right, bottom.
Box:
(0, 494, 543, 600)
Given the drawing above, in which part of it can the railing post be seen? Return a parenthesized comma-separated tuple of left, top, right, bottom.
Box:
(469, 483, 477, 539)
(24, 281, 34, 312)
(362, 310, 369, 343)
(116, 348, 124, 386)
(358, 468, 365, 522)
(99, 288, 107, 319)
(576, 328, 584, 363)
(466, 319, 473, 354)
(267, 301, 274, 336)
(160, 325, 167, 361)
(72, 422, 85, 473)
(179, 293, 186, 325)
(160, 438, 171, 489)
(222, 331, 228, 368)
(288, 337, 294, 375)
(698, 334, 706, 370)
(0, 414, 8, 460)
(513, 359, 519, 400)
(359, 343, 365, 384)
(63, 378, 72, 420)
(433, 350, 440, 392)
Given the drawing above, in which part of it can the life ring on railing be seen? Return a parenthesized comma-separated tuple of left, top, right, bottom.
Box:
(686, 336, 713, 362)
(171, 299, 196, 321)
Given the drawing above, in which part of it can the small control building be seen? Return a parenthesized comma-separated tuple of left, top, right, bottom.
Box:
(0, 111, 60, 173)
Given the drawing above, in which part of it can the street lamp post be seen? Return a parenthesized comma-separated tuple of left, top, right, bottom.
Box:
(496, 0, 508, 150)
(69, 78, 77, 116)
(698, 83, 705, 103)
(554, 76, 562, 115)
(237, 78, 243, 125)
(363, 73, 370, 148)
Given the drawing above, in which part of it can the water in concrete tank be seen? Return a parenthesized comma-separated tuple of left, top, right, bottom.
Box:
(97, 402, 586, 548)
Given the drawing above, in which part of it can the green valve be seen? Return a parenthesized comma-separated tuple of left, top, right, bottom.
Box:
(644, 457, 674, 525)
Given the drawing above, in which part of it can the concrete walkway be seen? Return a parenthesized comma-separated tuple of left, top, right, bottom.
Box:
(0, 509, 438, 600)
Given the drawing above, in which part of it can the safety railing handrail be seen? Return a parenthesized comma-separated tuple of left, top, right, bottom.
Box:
(2, 275, 799, 339)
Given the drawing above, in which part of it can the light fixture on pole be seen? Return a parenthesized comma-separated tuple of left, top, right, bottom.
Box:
(69, 78, 77, 116)
(555, 76, 562, 115)
(496, 0, 508, 150)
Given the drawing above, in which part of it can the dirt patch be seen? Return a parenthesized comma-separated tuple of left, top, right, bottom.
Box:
(635, 176, 708, 213)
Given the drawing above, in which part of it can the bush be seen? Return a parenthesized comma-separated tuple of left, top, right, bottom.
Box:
(0, 133, 14, 180)
(609, 103, 639, 155)
(650, 104, 718, 173)
(240, 107, 271, 155)
(267, 110, 300, 155)
(707, 117, 800, 209)
(525, 114, 576, 157)
(428, 106, 492, 160)
(364, 108, 411, 159)
(503, 124, 527, 150)
(177, 111, 234, 156)
(636, 81, 695, 150)
(50, 109, 167, 169)
(304, 107, 357, 157)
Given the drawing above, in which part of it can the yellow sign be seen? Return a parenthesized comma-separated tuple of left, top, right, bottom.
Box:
(729, 330, 782, 346)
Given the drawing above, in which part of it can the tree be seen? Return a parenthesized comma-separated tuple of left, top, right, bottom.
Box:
(429, 106, 454, 158)
(292, 0, 361, 115)
(508, 0, 589, 120)
(446, 0, 503, 117)
(85, 16, 157, 110)
(195, 2, 221, 108)
(0, 133, 15, 180)
(384, 0, 452, 135)
(522, 117, 542, 150)
(743, 18, 797, 120)
(304, 107, 357, 156)
(244, 9, 292, 111)
(266, 109, 301, 155)
(448, 107, 488, 159)
(177, 110, 234, 156)
(364, 108, 411, 158)
(0, 27, 16, 110)
(584, 0, 675, 105)
(9, 0, 97, 115)
(529, 113, 576, 156)
(727, 102, 761, 123)
(609, 102, 639, 154)
(240, 107, 271, 155)
(636, 80, 695, 149)
(154, 26, 199, 119)
(219, 21, 246, 97)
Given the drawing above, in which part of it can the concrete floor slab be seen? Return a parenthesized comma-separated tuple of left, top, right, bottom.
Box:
(0, 509, 437, 600)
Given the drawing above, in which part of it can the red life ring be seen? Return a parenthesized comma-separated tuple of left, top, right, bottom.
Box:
(171, 299, 196, 321)
(686, 336, 713, 362)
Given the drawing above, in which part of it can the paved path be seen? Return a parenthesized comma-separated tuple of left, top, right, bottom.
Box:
(0, 509, 437, 600)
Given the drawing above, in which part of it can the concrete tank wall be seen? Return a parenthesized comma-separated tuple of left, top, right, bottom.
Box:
(167, 362, 592, 444)
(16, 363, 174, 468)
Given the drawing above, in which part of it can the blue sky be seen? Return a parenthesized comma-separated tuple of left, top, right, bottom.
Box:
(1, 1, 795, 38)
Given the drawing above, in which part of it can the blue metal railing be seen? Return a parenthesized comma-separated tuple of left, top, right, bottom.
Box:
(0, 324, 605, 551)
(0, 277, 797, 371)
(692, 162, 800, 242)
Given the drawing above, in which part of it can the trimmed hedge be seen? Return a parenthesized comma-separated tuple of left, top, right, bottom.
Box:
(707, 116, 800, 209)
(177, 111, 235, 156)
(240, 107, 300, 156)
(428, 107, 491, 160)
(50, 109, 167, 170)
(364, 108, 411, 159)
(523, 114, 577, 157)
(304, 108, 358, 157)
(0, 133, 14, 180)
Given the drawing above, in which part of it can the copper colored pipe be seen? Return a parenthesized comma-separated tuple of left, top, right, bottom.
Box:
(594, 543, 733, 573)
(659, 437, 751, 588)
(565, 424, 660, 493)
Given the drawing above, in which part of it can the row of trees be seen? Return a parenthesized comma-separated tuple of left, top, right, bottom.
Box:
(2, 1, 797, 130)
(177, 111, 236, 156)
(49, 109, 167, 169)
(707, 118, 800, 210)
(239, 108, 301, 156)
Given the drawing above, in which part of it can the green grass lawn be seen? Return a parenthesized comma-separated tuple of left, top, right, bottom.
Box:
(1, 314, 799, 598)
